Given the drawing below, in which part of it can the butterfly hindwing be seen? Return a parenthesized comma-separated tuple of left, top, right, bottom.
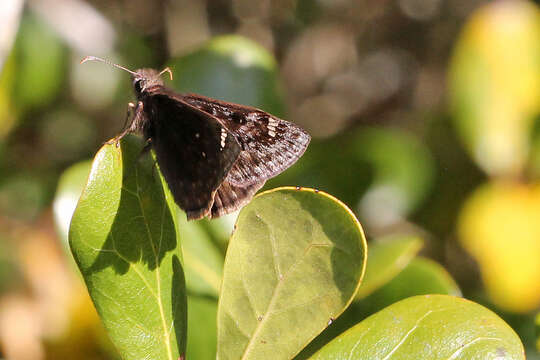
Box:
(83, 62, 310, 220)
(181, 94, 311, 187)
(142, 88, 242, 219)
(210, 179, 265, 218)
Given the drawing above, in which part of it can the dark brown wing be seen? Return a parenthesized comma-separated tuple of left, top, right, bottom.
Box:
(181, 94, 311, 187)
(210, 179, 265, 218)
(142, 87, 242, 220)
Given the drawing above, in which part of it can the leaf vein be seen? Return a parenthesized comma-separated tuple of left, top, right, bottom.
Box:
(381, 308, 448, 360)
(92, 285, 155, 337)
(110, 232, 158, 299)
(347, 325, 371, 360)
(240, 266, 260, 325)
(267, 225, 282, 279)
(446, 337, 504, 360)
(134, 164, 174, 360)
(240, 240, 332, 359)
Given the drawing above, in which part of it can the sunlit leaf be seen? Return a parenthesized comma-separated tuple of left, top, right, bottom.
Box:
(311, 295, 525, 359)
(356, 235, 423, 299)
(358, 256, 462, 317)
(458, 181, 540, 313)
(69, 135, 187, 360)
(297, 252, 459, 359)
(53, 160, 92, 246)
(217, 187, 367, 360)
(449, 1, 540, 176)
(381, 256, 461, 297)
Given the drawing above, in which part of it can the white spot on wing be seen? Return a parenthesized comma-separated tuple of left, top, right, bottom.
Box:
(195, 133, 200, 139)
(247, 113, 258, 122)
(220, 128, 227, 150)
(268, 117, 279, 128)
(267, 117, 279, 137)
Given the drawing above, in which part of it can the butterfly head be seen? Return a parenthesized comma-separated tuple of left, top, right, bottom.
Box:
(132, 67, 173, 95)
(132, 69, 163, 94)
(80, 56, 173, 97)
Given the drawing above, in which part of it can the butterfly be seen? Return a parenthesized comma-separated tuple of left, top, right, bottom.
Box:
(81, 56, 311, 220)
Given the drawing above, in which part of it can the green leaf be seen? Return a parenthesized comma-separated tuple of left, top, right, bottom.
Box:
(356, 235, 423, 299)
(217, 187, 367, 360)
(358, 257, 462, 317)
(69, 135, 187, 360)
(177, 213, 223, 297)
(296, 241, 440, 359)
(168, 35, 285, 117)
(449, 1, 540, 176)
(311, 295, 525, 360)
(13, 13, 66, 111)
(187, 295, 218, 360)
(53, 160, 92, 246)
(200, 213, 238, 252)
(380, 256, 461, 297)
(265, 138, 373, 209)
(352, 128, 435, 223)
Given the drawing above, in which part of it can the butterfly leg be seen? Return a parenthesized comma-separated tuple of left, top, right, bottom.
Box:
(106, 101, 144, 147)
(120, 102, 136, 133)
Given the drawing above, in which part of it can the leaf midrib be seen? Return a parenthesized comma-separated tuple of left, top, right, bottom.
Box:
(239, 221, 332, 359)
(134, 165, 174, 360)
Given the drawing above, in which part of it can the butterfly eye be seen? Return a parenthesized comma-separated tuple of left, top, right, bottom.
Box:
(134, 79, 144, 93)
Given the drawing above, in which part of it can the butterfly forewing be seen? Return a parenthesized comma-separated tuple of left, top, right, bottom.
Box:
(143, 88, 242, 219)
(181, 94, 311, 187)
(83, 58, 311, 220)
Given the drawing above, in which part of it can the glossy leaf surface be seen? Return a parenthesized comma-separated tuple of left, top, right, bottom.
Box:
(69, 135, 187, 360)
(311, 295, 525, 360)
(217, 187, 367, 360)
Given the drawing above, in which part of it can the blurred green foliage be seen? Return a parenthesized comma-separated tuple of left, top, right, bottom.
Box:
(1, 0, 540, 359)
(169, 35, 286, 117)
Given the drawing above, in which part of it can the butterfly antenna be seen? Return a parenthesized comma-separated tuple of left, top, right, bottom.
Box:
(159, 67, 173, 81)
(80, 56, 138, 76)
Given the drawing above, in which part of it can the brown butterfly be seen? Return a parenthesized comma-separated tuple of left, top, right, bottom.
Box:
(82, 56, 310, 220)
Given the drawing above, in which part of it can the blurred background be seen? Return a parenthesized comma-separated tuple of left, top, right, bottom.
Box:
(1, 0, 540, 359)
